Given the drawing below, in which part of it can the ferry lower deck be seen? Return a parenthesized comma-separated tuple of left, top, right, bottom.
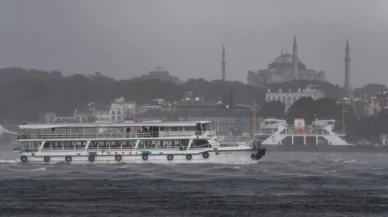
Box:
(16, 138, 266, 164)
(18, 148, 262, 164)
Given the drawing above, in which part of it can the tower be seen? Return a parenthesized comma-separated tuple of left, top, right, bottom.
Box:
(292, 36, 298, 79)
(344, 39, 352, 93)
(222, 45, 226, 81)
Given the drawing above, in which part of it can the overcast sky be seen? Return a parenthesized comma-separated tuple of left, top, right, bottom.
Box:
(0, 0, 387, 88)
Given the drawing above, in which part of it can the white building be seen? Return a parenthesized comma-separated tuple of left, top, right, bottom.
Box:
(266, 84, 326, 110)
(92, 105, 110, 122)
(363, 95, 382, 116)
(110, 97, 136, 122)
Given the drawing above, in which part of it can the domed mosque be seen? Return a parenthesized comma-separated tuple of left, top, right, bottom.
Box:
(247, 36, 326, 87)
(143, 65, 183, 84)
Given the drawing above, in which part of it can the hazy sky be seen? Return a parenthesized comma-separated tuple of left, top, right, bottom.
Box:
(0, 0, 388, 88)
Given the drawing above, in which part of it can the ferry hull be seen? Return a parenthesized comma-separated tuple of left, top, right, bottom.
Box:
(262, 144, 388, 153)
(18, 150, 264, 164)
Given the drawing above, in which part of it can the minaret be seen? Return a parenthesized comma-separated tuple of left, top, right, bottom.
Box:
(344, 39, 352, 93)
(292, 36, 298, 80)
(222, 45, 226, 81)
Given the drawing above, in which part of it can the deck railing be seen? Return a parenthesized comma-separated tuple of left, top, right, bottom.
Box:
(18, 131, 207, 140)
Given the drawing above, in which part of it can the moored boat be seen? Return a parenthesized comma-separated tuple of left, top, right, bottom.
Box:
(15, 121, 266, 164)
(254, 118, 388, 152)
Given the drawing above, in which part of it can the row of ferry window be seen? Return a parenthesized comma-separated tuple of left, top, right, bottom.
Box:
(89, 140, 211, 149)
(20, 140, 212, 151)
(42, 141, 87, 150)
(25, 126, 198, 134)
(89, 141, 136, 149)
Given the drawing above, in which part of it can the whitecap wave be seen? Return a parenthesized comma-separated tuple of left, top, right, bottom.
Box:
(0, 158, 19, 164)
(30, 167, 47, 171)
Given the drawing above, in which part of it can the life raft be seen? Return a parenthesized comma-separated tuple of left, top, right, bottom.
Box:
(65, 156, 72, 162)
(88, 155, 95, 162)
(20, 156, 28, 163)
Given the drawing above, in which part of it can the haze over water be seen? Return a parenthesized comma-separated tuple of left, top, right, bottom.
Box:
(1, 146, 387, 217)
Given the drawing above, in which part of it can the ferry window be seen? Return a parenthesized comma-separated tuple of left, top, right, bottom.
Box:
(89, 141, 98, 149)
(191, 140, 211, 148)
(171, 127, 179, 131)
(75, 141, 86, 150)
(185, 126, 195, 131)
(145, 141, 152, 149)
(110, 141, 121, 149)
(21, 142, 31, 152)
(42, 142, 52, 150)
(33, 142, 41, 150)
(52, 142, 61, 150)
(61, 142, 68, 149)
(120, 141, 126, 148)
(106, 141, 113, 149)
(99, 141, 107, 149)
(138, 140, 156, 149)
(122, 141, 135, 149)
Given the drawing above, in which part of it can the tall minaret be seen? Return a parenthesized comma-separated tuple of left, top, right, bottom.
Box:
(344, 39, 351, 92)
(222, 45, 226, 81)
(292, 36, 298, 80)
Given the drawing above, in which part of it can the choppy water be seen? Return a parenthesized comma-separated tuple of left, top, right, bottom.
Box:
(0, 147, 388, 217)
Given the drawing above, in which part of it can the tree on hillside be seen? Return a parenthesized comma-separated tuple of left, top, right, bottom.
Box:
(353, 83, 388, 96)
(286, 97, 315, 124)
(259, 101, 285, 118)
(313, 97, 339, 120)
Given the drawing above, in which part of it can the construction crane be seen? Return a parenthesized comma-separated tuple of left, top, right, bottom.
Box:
(250, 99, 258, 135)
(341, 101, 348, 134)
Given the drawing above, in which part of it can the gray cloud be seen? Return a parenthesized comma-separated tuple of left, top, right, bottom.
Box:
(0, 0, 387, 87)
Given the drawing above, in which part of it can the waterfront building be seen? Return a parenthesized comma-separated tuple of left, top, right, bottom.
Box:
(265, 84, 326, 111)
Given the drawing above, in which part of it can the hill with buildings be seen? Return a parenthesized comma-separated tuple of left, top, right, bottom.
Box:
(0, 67, 387, 140)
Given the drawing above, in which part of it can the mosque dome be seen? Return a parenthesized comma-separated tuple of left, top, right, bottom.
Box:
(268, 52, 306, 71)
(149, 66, 169, 73)
(271, 53, 303, 64)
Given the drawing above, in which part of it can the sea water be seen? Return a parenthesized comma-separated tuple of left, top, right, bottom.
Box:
(0, 146, 387, 217)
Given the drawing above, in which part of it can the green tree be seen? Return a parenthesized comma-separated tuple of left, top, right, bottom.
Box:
(259, 101, 285, 118)
(353, 83, 387, 96)
(286, 96, 315, 124)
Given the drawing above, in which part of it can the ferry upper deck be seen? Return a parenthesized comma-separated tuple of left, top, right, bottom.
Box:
(18, 121, 214, 140)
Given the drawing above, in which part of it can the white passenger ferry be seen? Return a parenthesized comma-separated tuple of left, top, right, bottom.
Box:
(254, 118, 354, 151)
(15, 121, 266, 164)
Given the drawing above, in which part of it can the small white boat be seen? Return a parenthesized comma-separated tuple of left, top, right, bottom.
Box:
(15, 121, 266, 164)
